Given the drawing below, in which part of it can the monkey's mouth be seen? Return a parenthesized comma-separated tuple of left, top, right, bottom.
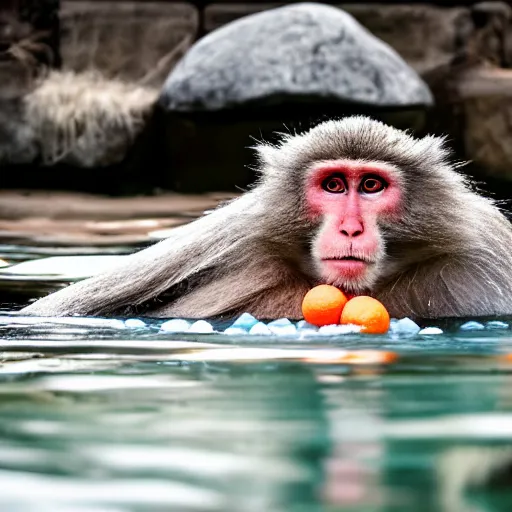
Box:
(323, 256, 371, 263)
(321, 257, 372, 277)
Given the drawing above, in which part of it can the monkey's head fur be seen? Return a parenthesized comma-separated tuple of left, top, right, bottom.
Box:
(253, 116, 478, 295)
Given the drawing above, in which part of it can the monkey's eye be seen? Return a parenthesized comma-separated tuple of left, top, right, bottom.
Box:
(322, 176, 346, 193)
(361, 176, 386, 194)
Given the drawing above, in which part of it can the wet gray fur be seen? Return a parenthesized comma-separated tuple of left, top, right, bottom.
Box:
(21, 116, 512, 319)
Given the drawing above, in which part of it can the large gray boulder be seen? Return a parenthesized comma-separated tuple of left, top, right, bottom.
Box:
(160, 2, 433, 112)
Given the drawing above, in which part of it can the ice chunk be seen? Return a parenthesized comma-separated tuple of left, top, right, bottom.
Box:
(160, 319, 191, 333)
(459, 321, 485, 331)
(389, 317, 421, 336)
(267, 318, 297, 335)
(230, 313, 258, 331)
(188, 320, 214, 333)
(296, 320, 319, 332)
(418, 327, 443, 335)
(486, 320, 509, 330)
(124, 319, 146, 329)
(268, 318, 294, 328)
(223, 327, 248, 335)
(249, 322, 273, 335)
(318, 324, 361, 335)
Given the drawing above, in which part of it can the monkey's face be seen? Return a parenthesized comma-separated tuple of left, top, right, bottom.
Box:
(306, 160, 402, 293)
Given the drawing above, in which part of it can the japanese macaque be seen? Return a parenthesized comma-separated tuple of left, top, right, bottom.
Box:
(21, 116, 512, 320)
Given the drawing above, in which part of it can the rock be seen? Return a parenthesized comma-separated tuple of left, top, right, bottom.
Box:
(160, 319, 191, 333)
(161, 3, 433, 112)
(203, 4, 473, 75)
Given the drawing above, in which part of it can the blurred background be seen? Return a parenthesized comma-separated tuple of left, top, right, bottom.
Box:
(1, 0, 511, 197)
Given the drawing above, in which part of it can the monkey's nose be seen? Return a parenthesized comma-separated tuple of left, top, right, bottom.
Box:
(340, 220, 364, 237)
(341, 229, 363, 237)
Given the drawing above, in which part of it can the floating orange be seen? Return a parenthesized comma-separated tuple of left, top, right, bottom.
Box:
(302, 285, 348, 327)
(340, 296, 390, 334)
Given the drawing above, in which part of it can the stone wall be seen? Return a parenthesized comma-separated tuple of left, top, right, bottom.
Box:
(2, 0, 512, 191)
(204, 2, 511, 71)
(0, 0, 60, 98)
(202, 2, 512, 183)
(60, 1, 198, 87)
(55, 2, 511, 87)
(210, 2, 512, 184)
(58, 1, 512, 179)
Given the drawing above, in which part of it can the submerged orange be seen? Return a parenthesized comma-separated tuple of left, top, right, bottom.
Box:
(340, 296, 390, 334)
(302, 285, 348, 327)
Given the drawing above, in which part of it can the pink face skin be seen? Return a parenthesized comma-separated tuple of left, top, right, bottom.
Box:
(306, 160, 402, 293)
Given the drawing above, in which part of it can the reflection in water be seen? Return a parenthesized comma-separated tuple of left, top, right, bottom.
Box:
(0, 359, 328, 512)
(0, 317, 511, 510)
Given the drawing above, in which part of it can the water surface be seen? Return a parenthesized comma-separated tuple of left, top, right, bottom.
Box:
(0, 313, 512, 511)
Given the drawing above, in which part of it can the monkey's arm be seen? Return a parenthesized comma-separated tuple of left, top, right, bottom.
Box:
(19, 192, 287, 318)
(151, 259, 310, 320)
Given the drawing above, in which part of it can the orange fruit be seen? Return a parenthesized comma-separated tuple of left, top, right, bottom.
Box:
(302, 285, 348, 326)
(340, 296, 390, 334)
